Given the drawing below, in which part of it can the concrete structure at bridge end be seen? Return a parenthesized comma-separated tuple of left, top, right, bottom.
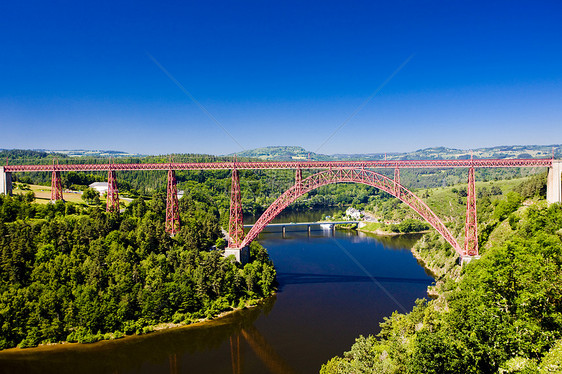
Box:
(547, 160, 562, 204)
(0, 167, 12, 196)
(224, 246, 249, 265)
(460, 255, 481, 265)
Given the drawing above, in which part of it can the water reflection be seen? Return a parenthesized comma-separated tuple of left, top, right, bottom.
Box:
(0, 298, 278, 374)
(356, 231, 423, 248)
(277, 272, 432, 287)
(169, 353, 178, 374)
(230, 333, 242, 374)
(241, 326, 298, 374)
(244, 208, 341, 225)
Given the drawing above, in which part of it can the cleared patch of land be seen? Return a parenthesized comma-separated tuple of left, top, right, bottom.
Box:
(11, 184, 131, 206)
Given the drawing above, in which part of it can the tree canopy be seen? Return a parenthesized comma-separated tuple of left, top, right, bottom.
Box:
(322, 187, 562, 373)
(0, 190, 276, 349)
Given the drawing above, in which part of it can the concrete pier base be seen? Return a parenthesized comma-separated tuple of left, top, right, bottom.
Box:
(224, 246, 250, 265)
(459, 255, 481, 265)
(547, 160, 562, 204)
(0, 167, 12, 196)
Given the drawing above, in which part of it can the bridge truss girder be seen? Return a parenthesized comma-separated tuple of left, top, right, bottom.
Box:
(4, 158, 553, 173)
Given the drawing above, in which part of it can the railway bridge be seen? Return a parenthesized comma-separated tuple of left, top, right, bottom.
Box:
(1, 158, 560, 262)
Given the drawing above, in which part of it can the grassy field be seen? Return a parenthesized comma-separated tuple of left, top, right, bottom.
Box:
(11, 184, 131, 206)
(364, 175, 533, 230)
(13, 184, 84, 204)
(416, 176, 530, 219)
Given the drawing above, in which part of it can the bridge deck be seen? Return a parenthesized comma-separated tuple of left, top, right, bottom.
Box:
(243, 221, 359, 228)
(3, 158, 553, 173)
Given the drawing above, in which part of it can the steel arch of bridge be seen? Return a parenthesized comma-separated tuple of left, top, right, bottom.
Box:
(239, 168, 464, 256)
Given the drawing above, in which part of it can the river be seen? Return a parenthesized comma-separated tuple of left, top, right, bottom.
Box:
(0, 209, 433, 374)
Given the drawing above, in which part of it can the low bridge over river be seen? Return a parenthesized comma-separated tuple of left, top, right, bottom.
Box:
(243, 221, 360, 236)
(1, 157, 561, 262)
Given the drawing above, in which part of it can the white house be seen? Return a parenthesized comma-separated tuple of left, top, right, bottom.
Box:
(345, 207, 363, 220)
(89, 182, 108, 195)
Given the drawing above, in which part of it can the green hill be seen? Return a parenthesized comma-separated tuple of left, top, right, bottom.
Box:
(229, 144, 562, 161)
(228, 146, 332, 161)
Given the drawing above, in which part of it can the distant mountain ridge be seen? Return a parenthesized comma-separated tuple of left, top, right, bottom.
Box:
(230, 144, 562, 161)
(2, 145, 560, 161)
(41, 149, 145, 158)
(228, 146, 321, 161)
(0, 149, 145, 158)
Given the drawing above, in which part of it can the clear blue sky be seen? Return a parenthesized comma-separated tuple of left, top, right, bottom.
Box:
(1, 1, 561, 155)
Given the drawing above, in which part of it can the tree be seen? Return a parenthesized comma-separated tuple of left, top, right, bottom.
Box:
(215, 238, 227, 250)
(0, 191, 277, 349)
(82, 188, 100, 205)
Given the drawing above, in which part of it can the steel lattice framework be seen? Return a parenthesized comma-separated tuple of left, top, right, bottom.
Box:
(166, 169, 180, 235)
(228, 168, 244, 248)
(106, 169, 119, 212)
(239, 168, 464, 256)
(3, 158, 553, 173)
(295, 168, 302, 195)
(465, 167, 478, 256)
(394, 167, 400, 197)
(50, 170, 63, 201)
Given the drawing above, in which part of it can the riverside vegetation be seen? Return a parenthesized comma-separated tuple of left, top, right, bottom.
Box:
(0, 189, 276, 349)
(321, 172, 562, 373)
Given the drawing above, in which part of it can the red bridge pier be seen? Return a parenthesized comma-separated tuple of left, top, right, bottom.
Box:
(461, 166, 480, 263)
(51, 170, 63, 202)
(165, 169, 180, 235)
(106, 169, 120, 212)
(224, 167, 249, 263)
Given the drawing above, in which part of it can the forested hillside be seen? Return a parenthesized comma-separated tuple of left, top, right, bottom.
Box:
(321, 175, 562, 373)
(0, 190, 276, 349)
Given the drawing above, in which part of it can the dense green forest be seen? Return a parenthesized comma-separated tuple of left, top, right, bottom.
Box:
(0, 189, 276, 349)
(321, 175, 562, 373)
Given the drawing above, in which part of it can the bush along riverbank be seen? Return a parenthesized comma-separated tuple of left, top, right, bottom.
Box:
(0, 193, 276, 349)
(321, 173, 562, 373)
(356, 219, 431, 236)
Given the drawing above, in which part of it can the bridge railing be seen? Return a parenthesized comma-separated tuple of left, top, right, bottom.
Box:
(3, 158, 553, 172)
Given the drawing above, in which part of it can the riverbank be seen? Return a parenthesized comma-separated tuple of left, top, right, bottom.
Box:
(356, 221, 431, 236)
(360, 227, 431, 237)
(1, 296, 273, 352)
